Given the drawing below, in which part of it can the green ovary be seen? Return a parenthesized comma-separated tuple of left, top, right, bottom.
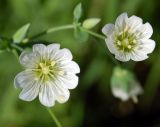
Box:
(115, 31, 137, 52)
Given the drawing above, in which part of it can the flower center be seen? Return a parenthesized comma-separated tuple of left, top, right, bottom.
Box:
(34, 59, 64, 82)
(38, 61, 56, 75)
(39, 63, 50, 75)
(115, 31, 137, 52)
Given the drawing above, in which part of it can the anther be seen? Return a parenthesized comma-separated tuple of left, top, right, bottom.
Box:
(127, 45, 132, 49)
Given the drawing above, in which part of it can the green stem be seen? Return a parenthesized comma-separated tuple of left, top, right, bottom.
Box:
(47, 108, 62, 127)
(81, 27, 120, 66)
(10, 43, 24, 52)
(81, 27, 106, 40)
(30, 24, 74, 40)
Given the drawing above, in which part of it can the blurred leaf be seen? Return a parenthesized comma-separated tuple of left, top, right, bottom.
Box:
(13, 23, 30, 43)
(74, 27, 89, 43)
(82, 18, 101, 29)
(73, 3, 82, 22)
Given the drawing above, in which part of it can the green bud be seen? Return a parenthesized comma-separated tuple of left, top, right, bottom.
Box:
(82, 18, 101, 29)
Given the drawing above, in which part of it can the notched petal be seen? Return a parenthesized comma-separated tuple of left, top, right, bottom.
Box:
(102, 24, 115, 36)
(39, 83, 55, 107)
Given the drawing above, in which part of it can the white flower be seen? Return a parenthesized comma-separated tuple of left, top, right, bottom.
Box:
(14, 44, 80, 107)
(111, 67, 143, 103)
(102, 12, 155, 62)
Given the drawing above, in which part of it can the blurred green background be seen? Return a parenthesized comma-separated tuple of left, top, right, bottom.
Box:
(0, 0, 160, 127)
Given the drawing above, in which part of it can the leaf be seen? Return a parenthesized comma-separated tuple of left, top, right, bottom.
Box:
(13, 23, 30, 43)
(73, 3, 82, 22)
(74, 27, 89, 43)
(82, 18, 101, 29)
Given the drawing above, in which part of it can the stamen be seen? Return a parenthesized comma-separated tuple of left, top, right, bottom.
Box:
(132, 39, 136, 44)
(117, 41, 121, 46)
(58, 71, 65, 76)
(51, 61, 56, 66)
(127, 45, 132, 49)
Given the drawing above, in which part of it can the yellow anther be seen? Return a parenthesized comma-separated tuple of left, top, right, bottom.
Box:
(58, 71, 64, 76)
(39, 63, 44, 68)
(127, 45, 132, 49)
(42, 67, 50, 75)
(132, 40, 136, 44)
(51, 61, 56, 66)
(39, 63, 50, 75)
(117, 41, 121, 46)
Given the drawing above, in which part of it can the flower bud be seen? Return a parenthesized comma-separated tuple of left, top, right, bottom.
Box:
(82, 18, 100, 29)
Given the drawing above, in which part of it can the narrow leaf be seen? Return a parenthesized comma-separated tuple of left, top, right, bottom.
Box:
(73, 3, 82, 22)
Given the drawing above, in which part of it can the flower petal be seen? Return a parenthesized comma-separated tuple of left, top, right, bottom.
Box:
(130, 50, 148, 61)
(127, 15, 142, 32)
(19, 80, 40, 101)
(115, 12, 128, 31)
(115, 52, 130, 62)
(19, 51, 39, 68)
(102, 24, 115, 36)
(33, 44, 47, 56)
(14, 71, 36, 88)
(105, 38, 118, 54)
(58, 74, 79, 89)
(111, 87, 129, 101)
(136, 23, 153, 39)
(47, 44, 60, 52)
(46, 43, 60, 59)
(39, 82, 55, 107)
(129, 82, 143, 97)
(139, 39, 155, 54)
(52, 80, 70, 103)
(54, 48, 73, 61)
(59, 61, 80, 74)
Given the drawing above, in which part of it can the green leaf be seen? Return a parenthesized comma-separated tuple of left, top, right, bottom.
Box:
(73, 3, 82, 22)
(82, 18, 101, 29)
(13, 23, 30, 43)
(74, 27, 89, 43)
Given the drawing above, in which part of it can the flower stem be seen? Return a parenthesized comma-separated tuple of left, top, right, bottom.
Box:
(10, 43, 24, 52)
(30, 24, 74, 40)
(47, 108, 62, 127)
(81, 27, 106, 40)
